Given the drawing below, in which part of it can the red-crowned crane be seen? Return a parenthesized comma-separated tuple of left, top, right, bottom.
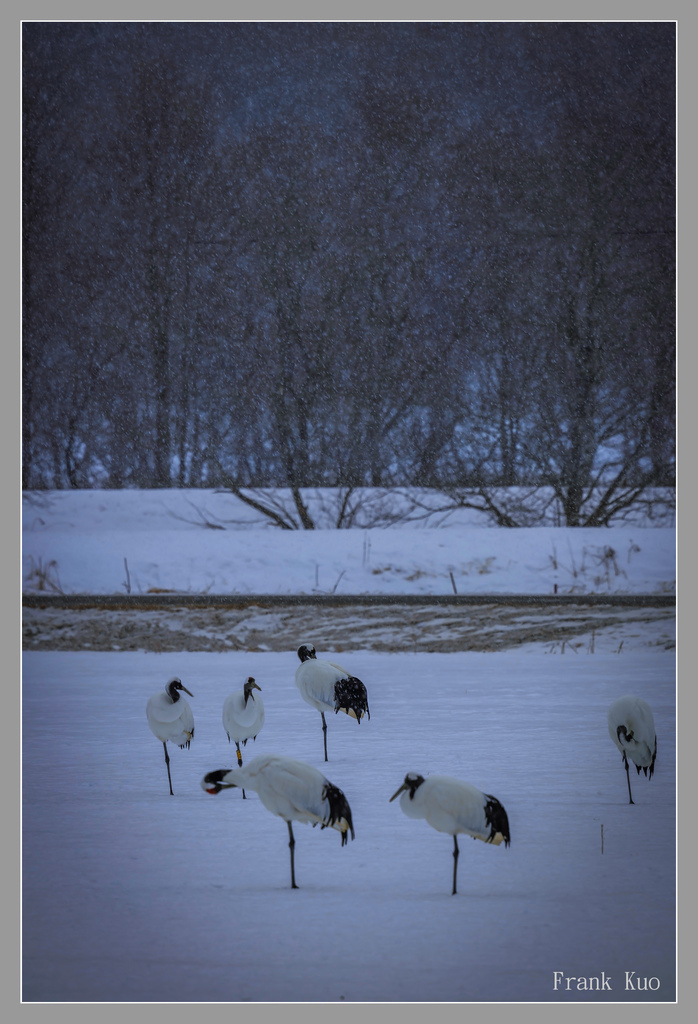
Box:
(390, 772, 511, 895)
(202, 753, 354, 889)
(222, 676, 265, 798)
(295, 642, 370, 761)
(607, 695, 657, 804)
(146, 677, 194, 796)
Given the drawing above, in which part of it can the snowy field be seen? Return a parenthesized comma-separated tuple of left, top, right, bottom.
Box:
(23, 649, 675, 1003)
(22, 488, 676, 597)
(21, 489, 677, 1003)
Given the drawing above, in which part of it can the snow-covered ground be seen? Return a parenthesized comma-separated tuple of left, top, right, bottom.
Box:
(21, 489, 677, 1003)
(23, 649, 675, 1003)
(22, 489, 676, 597)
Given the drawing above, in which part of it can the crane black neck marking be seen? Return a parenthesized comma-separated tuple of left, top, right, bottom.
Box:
(166, 681, 183, 703)
(405, 774, 425, 799)
(203, 769, 230, 794)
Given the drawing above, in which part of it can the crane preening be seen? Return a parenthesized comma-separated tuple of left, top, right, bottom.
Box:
(146, 677, 195, 796)
(607, 696, 657, 804)
(202, 754, 354, 889)
(390, 772, 510, 895)
(295, 643, 370, 761)
(222, 676, 265, 798)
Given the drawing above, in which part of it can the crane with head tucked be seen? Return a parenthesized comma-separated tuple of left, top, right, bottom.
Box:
(607, 695, 657, 804)
(222, 676, 265, 798)
(146, 677, 194, 796)
(295, 642, 370, 761)
(202, 753, 354, 889)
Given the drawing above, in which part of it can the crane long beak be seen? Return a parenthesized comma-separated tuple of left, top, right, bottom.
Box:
(181, 685, 194, 697)
(389, 783, 408, 802)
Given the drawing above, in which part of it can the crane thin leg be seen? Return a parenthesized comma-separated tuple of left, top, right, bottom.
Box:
(236, 743, 246, 797)
(623, 752, 635, 804)
(163, 742, 174, 796)
(452, 835, 459, 895)
(287, 821, 298, 889)
(321, 712, 328, 761)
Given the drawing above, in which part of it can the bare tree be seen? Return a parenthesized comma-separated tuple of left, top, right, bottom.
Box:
(23, 23, 674, 522)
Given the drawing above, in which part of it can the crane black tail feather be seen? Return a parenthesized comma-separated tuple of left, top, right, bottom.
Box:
(484, 794, 511, 847)
(178, 727, 194, 750)
(642, 733, 655, 778)
(334, 677, 370, 723)
(321, 781, 355, 843)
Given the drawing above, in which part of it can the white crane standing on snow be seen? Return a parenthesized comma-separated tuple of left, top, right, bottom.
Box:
(607, 695, 657, 804)
(390, 772, 511, 895)
(222, 676, 265, 798)
(201, 753, 355, 889)
(146, 677, 195, 796)
(295, 642, 370, 761)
